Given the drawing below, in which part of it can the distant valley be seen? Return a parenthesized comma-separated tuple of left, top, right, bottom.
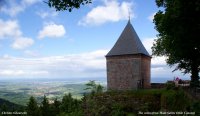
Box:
(0, 77, 185, 106)
(0, 77, 106, 106)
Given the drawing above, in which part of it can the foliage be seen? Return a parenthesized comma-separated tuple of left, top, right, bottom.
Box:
(82, 88, 195, 115)
(161, 89, 191, 111)
(45, 0, 92, 12)
(111, 104, 126, 116)
(27, 96, 41, 116)
(0, 98, 24, 113)
(50, 98, 61, 115)
(84, 80, 104, 95)
(152, 0, 200, 87)
(0, 103, 8, 112)
(26, 94, 83, 116)
(191, 101, 200, 115)
(82, 90, 162, 116)
(60, 93, 82, 114)
(1, 81, 199, 115)
(166, 81, 175, 90)
(40, 95, 51, 116)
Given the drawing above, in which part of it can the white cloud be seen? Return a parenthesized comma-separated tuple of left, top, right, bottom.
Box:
(1, 3, 23, 17)
(0, 0, 39, 16)
(36, 10, 58, 19)
(79, 0, 134, 26)
(142, 38, 167, 66)
(0, 19, 34, 49)
(22, 0, 39, 6)
(37, 11, 48, 18)
(12, 37, 34, 50)
(0, 49, 108, 78)
(151, 67, 171, 78)
(0, 48, 189, 79)
(0, 19, 22, 39)
(148, 12, 156, 22)
(38, 23, 66, 39)
(0, 70, 48, 76)
(142, 38, 171, 78)
(0, 70, 25, 76)
(152, 56, 167, 66)
(142, 38, 155, 55)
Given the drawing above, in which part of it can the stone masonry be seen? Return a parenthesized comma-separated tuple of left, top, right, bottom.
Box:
(106, 20, 151, 90)
(106, 54, 151, 90)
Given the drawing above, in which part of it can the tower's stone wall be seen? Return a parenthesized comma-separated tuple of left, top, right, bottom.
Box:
(106, 54, 151, 90)
(141, 56, 151, 88)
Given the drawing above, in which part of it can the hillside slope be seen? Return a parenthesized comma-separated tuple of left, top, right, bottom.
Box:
(0, 98, 25, 112)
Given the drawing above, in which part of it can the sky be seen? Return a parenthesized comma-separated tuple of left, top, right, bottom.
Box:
(0, 0, 190, 80)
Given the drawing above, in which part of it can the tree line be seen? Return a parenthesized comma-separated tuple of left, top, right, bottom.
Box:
(26, 93, 82, 116)
(26, 80, 103, 116)
(0, 81, 103, 116)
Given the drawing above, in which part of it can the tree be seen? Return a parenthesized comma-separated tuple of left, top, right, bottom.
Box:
(41, 95, 51, 116)
(152, 0, 200, 87)
(60, 93, 82, 115)
(1, 103, 8, 112)
(51, 98, 61, 115)
(45, 0, 92, 12)
(27, 96, 41, 116)
(60, 93, 74, 113)
(85, 80, 104, 94)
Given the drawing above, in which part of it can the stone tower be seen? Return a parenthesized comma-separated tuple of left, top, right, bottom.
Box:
(106, 20, 151, 90)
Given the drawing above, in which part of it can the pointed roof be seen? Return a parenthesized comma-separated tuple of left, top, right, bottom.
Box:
(106, 21, 150, 57)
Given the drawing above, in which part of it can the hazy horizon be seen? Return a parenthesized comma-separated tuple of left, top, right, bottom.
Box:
(0, 76, 191, 83)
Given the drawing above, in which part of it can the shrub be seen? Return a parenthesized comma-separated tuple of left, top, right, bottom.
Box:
(82, 90, 163, 116)
(166, 82, 176, 90)
(191, 101, 200, 115)
(161, 89, 191, 111)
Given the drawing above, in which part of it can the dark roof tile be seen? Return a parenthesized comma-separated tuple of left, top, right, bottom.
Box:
(106, 21, 150, 57)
